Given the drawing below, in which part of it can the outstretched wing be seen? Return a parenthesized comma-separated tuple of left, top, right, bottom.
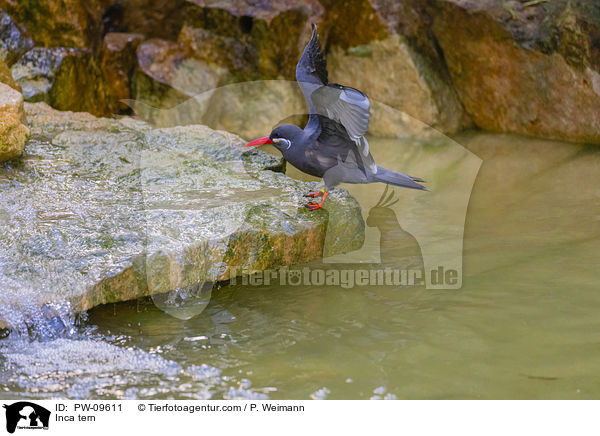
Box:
(314, 115, 377, 175)
(296, 24, 328, 107)
(311, 83, 371, 157)
(296, 25, 375, 174)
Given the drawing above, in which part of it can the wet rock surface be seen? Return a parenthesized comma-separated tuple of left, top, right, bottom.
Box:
(0, 102, 364, 329)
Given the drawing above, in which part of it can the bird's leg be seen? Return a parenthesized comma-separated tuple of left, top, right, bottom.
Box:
(305, 188, 328, 210)
(304, 188, 325, 198)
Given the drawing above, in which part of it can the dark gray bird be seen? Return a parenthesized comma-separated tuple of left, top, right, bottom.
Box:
(245, 24, 426, 210)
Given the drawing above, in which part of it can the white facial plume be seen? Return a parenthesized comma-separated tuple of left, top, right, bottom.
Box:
(274, 138, 292, 149)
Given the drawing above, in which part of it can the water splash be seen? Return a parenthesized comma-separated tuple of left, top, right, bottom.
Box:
(0, 331, 270, 400)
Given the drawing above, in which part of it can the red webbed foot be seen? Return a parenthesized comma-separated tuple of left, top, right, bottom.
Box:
(304, 190, 323, 198)
(305, 202, 323, 210)
(304, 189, 328, 210)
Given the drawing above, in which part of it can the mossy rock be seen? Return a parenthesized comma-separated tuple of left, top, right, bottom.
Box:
(0, 0, 103, 49)
(0, 9, 33, 66)
(0, 103, 364, 329)
(11, 47, 117, 116)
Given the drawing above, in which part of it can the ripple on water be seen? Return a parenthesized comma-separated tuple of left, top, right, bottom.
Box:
(310, 387, 331, 400)
(0, 335, 269, 400)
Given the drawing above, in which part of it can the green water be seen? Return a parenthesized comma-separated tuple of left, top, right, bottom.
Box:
(2, 132, 599, 399)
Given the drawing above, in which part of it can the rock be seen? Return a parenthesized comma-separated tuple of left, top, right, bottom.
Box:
(8, 0, 599, 143)
(0, 76, 23, 117)
(368, 101, 439, 138)
(317, 0, 470, 135)
(0, 102, 364, 329)
(125, 79, 307, 139)
(0, 112, 26, 161)
(178, 25, 257, 81)
(0, 0, 103, 49)
(139, 0, 468, 137)
(126, 77, 320, 141)
(186, 0, 323, 22)
(0, 82, 28, 161)
(11, 48, 66, 102)
(202, 80, 307, 139)
(327, 34, 467, 135)
(430, 0, 600, 143)
(102, 0, 323, 49)
(11, 47, 115, 116)
(0, 57, 19, 91)
(136, 40, 185, 87)
(0, 9, 33, 65)
(133, 38, 223, 99)
(102, 0, 189, 40)
(100, 32, 144, 112)
(181, 2, 320, 81)
(136, 39, 229, 96)
(320, 0, 388, 49)
(129, 13, 311, 120)
(130, 38, 226, 123)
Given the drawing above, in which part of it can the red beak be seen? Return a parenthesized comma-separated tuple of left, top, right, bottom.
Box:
(245, 136, 273, 147)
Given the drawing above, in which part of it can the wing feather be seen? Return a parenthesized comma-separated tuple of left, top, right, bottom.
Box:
(296, 25, 376, 175)
(296, 24, 328, 111)
(312, 84, 371, 141)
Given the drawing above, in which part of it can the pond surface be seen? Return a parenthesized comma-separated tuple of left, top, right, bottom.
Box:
(1, 131, 599, 399)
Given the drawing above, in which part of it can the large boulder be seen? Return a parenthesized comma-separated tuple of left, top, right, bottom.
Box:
(321, 0, 469, 135)
(102, 0, 189, 40)
(11, 47, 116, 116)
(201, 80, 307, 140)
(133, 38, 229, 100)
(0, 9, 33, 65)
(128, 0, 469, 138)
(126, 79, 308, 140)
(0, 1, 468, 136)
(6, 0, 598, 143)
(177, 25, 256, 82)
(129, 38, 225, 125)
(0, 102, 364, 328)
(0, 57, 19, 91)
(129, 0, 321, 110)
(184, 1, 322, 81)
(0, 82, 28, 161)
(108, 0, 322, 82)
(0, 0, 103, 49)
(100, 32, 144, 112)
(327, 34, 467, 136)
(430, 0, 600, 143)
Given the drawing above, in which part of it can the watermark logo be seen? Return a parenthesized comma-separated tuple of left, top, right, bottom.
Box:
(2, 402, 50, 433)
(229, 266, 459, 288)
(126, 79, 481, 319)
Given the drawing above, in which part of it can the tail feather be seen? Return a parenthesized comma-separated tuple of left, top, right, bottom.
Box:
(372, 166, 427, 191)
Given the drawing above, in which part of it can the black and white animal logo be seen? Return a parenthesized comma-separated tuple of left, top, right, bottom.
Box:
(3, 402, 50, 434)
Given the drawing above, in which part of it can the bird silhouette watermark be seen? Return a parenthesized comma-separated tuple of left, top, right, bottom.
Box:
(127, 87, 479, 319)
(122, 27, 481, 319)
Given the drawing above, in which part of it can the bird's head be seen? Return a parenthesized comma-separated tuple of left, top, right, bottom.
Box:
(245, 124, 303, 154)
